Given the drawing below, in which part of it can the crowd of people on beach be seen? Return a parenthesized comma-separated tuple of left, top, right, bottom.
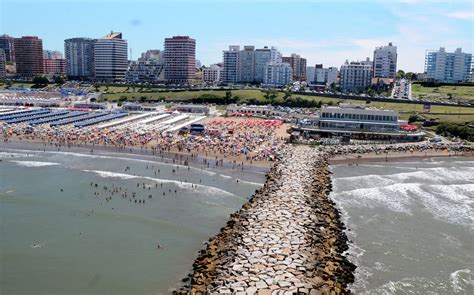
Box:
(1, 117, 287, 163)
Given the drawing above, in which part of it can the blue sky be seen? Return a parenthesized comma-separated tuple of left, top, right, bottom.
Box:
(1, 0, 472, 72)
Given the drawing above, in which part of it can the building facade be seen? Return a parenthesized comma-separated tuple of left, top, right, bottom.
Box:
(163, 36, 196, 84)
(339, 59, 372, 92)
(222, 45, 240, 84)
(282, 54, 307, 81)
(315, 66, 338, 86)
(43, 58, 67, 76)
(254, 47, 272, 83)
(263, 62, 292, 86)
(373, 42, 397, 79)
(64, 37, 96, 80)
(94, 32, 128, 82)
(237, 46, 256, 83)
(0, 49, 6, 79)
(0, 34, 15, 63)
(43, 50, 63, 60)
(424, 47, 472, 83)
(138, 49, 161, 62)
(14, 36, 44, 78)
(319, 105, 400, 133)
(126, 60, 164, 83)
(202, 64, 222, 83)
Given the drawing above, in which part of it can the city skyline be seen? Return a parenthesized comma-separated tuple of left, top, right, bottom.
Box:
(1, 0, 473, 72)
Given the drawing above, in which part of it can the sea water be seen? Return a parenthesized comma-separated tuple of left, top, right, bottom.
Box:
(0, 149, 265, 295)
(330, 158, 473, 294)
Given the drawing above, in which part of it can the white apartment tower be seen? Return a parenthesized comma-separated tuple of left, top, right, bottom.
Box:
(202, 64, 222, 83)
(222, 45, 240, 83)
(65, 37, 96, 80)
(339, 59, 372, 92)
(263, 62, 292, 86)
(373, 42, 397, 79)
(94, 32, 128, 82)
(425, 47, 472, 83)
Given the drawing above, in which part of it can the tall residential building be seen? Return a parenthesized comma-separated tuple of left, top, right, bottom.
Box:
(43, 59, 67, 76)
(163, 36, 196, 84)
(339, 59, 372, 92)
(94, 32, 128, 82)
(315, 66, 338, 86)
(222, 45, 240, 84)
(282, 54, 307, 81)
(373, 42, 397, 79)
(425, 47, 472, 83)
(126, 50, 164, 83)
(65, 37, 96, 80)
(14, 36, 44, 78)
(263, 62, 292, 86)
(0, 34, 15, 63)
(0, 49, 6, 79)
(254, 47, 272, 83)
(238, 46, 256, 83)
(202, 64, 222, 83)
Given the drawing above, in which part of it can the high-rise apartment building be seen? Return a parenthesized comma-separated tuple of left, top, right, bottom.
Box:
(0, 49, 6, 79)
(222, 45, 240, 84)
(163, 36, 196, 84)
(282, 54, 307, 81)
(373, 42, 397, 79)
(94, 32, 128, 82)
(202, 64, 222, 83)
(263, 62, 292, 86)
(254, 47, 272, 83)
(65, 37, 96, 80)
(14, 36, 44, 78)
(0, 34, 15, 63)
(339, 59, 372, 92)
(424, 47, 472, 83)
(238, 46, 256, 83)
(306, 66, 315, 84)
(43, 59, 67, 76)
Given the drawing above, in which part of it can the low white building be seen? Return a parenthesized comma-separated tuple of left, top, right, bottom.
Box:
(263, 62, 292, 87)
(202, 64, 222, 83)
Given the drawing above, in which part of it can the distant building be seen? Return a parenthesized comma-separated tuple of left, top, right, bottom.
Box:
(424, 47, 472, 83)
(202, 64, 222, 83)
(339, 58, 372, 92)
(306, 66, 315, 84)
(0, 49, 6, 79)
(43, 58, 66, 76)
(14, 36, 44, 78)
(373, 42, 397, 79)
(164, 36, 196, 84)
(222, 45, 240, 83)
(254, 47, 272, 83)
(138, 49, 161, 62)
(263, 62, 292, 87)
(282, 54, 307, 81)
(65, 37, 96, 80)
(94, 32, 128, 82)
(0, 34, 15, 63)
(315, 66, 338, 86)
(238, 46, 256, 83)
(43, 50, 63, 60)
(126, 49, 164, 83)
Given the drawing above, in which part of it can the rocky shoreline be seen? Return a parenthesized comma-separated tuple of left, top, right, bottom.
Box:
(176, 145, 356, 294)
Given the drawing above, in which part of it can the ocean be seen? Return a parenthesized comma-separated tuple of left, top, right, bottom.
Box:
(330, 158, 474, 294)
(0, 148, 265, 295)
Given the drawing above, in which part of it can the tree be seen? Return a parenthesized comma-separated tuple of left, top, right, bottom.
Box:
(54, 76, 65, 85)
(330, 82, 337, 92)
(139, 96, 147, 103)
(225, 90, 232, 100)
(396, 70, 406, 79)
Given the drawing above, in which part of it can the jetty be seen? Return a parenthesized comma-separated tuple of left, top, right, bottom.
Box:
(178, 145, 355, 294)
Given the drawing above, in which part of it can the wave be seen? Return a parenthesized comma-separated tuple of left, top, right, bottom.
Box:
(82, 170, 242, 199)
(0, 151, 34, 158)
(450, 269, 473, 293)
(10, 161, 60, 167)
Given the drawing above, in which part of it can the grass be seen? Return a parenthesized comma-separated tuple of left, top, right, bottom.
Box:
(411, 84, 474, 103)
(0, 82, 35, 89)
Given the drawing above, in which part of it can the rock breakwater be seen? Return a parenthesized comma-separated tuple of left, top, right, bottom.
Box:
(177, 145, 355, 294)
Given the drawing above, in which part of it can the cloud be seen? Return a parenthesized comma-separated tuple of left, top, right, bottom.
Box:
(446, 11, 474, 20)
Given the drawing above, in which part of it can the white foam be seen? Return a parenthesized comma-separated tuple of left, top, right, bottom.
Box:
(0, 151, 34, 158)
(10, 161, 59, 167)
(82, 170, 242, 199)
(450, 269, 473, 293)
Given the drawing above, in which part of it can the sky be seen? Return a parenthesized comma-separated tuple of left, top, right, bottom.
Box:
(1, 0, 472, 72)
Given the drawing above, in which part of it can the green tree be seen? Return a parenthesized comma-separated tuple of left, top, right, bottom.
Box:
(396, 70, 406, 79)
(53, 76, 65, 84)
(139, 96, 147, 103)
